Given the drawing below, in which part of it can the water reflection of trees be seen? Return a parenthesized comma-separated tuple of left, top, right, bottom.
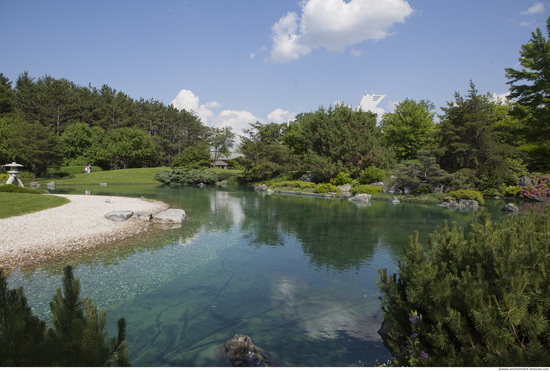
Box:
(239, 194, 383, 272)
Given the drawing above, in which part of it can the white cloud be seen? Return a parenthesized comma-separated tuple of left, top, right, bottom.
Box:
(491, 92, 511, 103)
(270, 0, 414, 63)
(171, 89, 294, 141)
(267, 108, 296, 123)
(521, 2, 545, 15)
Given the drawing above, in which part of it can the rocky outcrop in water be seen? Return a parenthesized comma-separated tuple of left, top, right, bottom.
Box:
(348, 193, 371, 203)
(224, 334, 272, 367)
(501, 203, 519, 212)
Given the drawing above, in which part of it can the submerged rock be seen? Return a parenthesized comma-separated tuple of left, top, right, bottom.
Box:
(224, 334, 272, 367)
(458, 199, 479, 208)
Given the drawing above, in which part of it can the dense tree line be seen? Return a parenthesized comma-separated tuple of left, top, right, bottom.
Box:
(238, 18, 549, 195)
(1, 17, 548, 187)
(0, 73, 214, 175)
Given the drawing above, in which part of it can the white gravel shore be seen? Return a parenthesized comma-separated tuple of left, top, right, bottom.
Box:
(0, 194, 169, 268)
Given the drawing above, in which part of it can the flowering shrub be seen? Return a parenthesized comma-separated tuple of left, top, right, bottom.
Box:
(520, 173, 550, 198)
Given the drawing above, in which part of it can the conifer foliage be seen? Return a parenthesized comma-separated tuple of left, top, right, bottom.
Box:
(0, 266, 130, 366)
(378, 210, 550, 366)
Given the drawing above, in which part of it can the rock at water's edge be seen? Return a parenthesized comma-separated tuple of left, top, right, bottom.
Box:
(349, 193, 371, 203)
(133, 211, 153, 221)
(153, 209, 186, 224)
(105, 211, 134, 222)
(501, 203, 519, 212)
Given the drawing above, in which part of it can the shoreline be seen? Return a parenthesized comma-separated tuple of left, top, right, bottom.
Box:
(0, 194, 169, 269)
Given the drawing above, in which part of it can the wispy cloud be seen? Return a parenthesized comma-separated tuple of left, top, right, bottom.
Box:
(269, 0, 414, 63)
(521, 2, 545, 15)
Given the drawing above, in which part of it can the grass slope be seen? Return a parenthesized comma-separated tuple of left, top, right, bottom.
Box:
(0, 193, 70, 219)
(46, 167, 167, 185)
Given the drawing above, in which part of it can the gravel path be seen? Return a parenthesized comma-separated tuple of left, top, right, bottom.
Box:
(0, 194, 169, 268)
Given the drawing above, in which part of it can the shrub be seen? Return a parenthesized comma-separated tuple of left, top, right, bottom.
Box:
(313, 183, 339, 194)
(448, 189, 484, 205)
(0, 184, 47, 194)
(481, 188, 502, 198)
(409, 187, 429, 195)
(350, 184, 383, 195)
(270, 180, 316, 189)
(520, 173, 550, 198)
(504, 185, 520, 197)
(154, 168, 217, 185)
(329, 172, 353, 186)
(358, 166, 387, 184)
(378, 211, 550, 366)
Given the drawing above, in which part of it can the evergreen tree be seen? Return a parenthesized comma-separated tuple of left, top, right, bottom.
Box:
(437, 82, 518, 189)
(381, 99, 436, 162)
(0, 266, 130, 367)
(0, 269, 46, 366)
(505, 16, 550, 171)
(0, 74, 16, 115)
(287, 104, 394, 180)
(239, 121, 299, 182)
(378, 210, 550, 366)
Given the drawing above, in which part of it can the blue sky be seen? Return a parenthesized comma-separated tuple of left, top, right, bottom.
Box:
(1, 0, 548, 136)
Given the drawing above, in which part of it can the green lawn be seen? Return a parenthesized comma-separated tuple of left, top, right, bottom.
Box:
(32, 167, 242, 185)
(0, 193, 70, 219)
(39, 167, 168, 185)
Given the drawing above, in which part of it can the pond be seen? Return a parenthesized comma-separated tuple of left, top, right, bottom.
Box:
(6, 185, 525, 367)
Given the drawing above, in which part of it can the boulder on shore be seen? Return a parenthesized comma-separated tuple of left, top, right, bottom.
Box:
(105, 210, 134, 222)
(152, 209, 186, 224)
(224, 334, 272, 367)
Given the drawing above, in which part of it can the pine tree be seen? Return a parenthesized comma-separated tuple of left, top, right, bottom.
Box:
(0, 266, 130, 367)
(378, 210, 550, 366)
(0, 269, 46, 366)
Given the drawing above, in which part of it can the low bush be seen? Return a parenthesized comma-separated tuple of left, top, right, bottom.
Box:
(350, 184, 383, 195)
(154, 168, 218, 185)
(270, 180, 316, 189)
(504, 185, 520, 197)
(358, 166, 387, 184)
(313, 183, 339, 194)
(409, 187, 430, 195)
(329, 172, 353, 186)
(448, 189, 484, 205)
(481, 188, 502, 198)
(0, 184, 47, 194)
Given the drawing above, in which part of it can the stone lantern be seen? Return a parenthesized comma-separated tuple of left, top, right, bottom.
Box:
(3, 162, 24, 187)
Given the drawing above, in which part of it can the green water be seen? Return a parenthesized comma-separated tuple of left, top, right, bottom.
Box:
(6, 185, 526, 367)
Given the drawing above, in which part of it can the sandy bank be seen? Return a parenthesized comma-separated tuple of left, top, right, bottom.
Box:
(0, 194, 169, 268)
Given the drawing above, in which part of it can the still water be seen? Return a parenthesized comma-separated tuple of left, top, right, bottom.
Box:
(7, 185, 521, 367)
